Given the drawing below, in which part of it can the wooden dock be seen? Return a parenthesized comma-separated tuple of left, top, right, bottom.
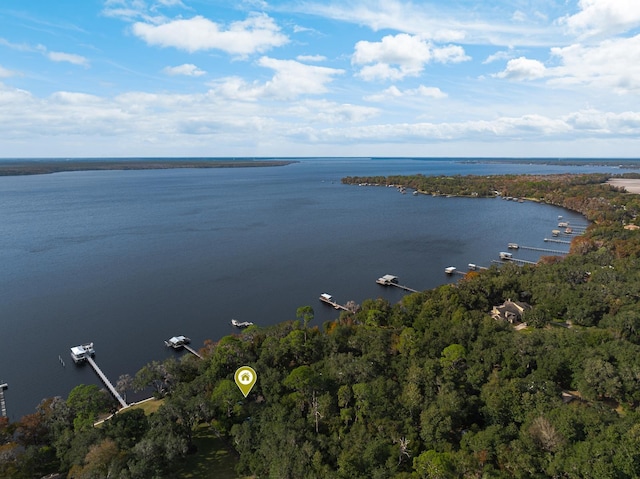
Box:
(544, 238, 571, 244)
(0, 383, 7, 418)
(518, 245, 569, 255)
(389, 283, 418, 292)
(320, 294, 349, 311)
(376, 275, 418, 292)
(501, 257, 537, 265)
(183, 345, 203, 359)
(85, 356, 128, 409)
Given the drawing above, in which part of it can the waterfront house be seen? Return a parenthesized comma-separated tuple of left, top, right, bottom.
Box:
(490, 299, 531, 324)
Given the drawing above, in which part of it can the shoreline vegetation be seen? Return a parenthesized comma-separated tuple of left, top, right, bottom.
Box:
(5, 171, 640, 478)
(0, 158, 296, 176)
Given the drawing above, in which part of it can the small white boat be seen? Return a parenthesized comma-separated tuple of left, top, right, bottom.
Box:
(231, 319, 254, 328)
(508, 243, 519, 249)
(164, 335, 190, 348)
(444, 266, 457, 274)
(499, 252, 513, 260)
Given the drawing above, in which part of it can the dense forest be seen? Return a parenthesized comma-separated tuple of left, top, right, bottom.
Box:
(3, 172, 640, 478)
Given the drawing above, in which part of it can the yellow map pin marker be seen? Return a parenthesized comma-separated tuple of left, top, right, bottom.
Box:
(234, 366, 257, 397)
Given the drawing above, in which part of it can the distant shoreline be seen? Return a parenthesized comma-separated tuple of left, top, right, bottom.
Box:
(0, 159, 297, 176)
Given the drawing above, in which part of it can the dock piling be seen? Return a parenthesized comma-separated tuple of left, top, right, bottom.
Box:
(0, 383, 7, 418)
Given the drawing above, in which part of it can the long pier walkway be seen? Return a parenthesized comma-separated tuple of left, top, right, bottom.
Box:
(0, 383, 7, 417)
(183, 345, 203, 359)
(544, 238, 571, 244)
(320, 296, 350, 311)
(493, 257, 538, 266)
(519, 245, 569, 255)
(388, 283, 418, 293)
(85, 356, 128, 409)
(325, 300, 349, 311)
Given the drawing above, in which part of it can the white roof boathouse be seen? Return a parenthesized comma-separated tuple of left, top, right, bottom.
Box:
(70, 342, 95, 364)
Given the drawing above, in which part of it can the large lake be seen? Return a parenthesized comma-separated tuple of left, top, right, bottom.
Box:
(0, 158, 628, 419)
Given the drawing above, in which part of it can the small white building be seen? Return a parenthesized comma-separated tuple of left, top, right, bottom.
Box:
(376, 274, 399, 285)
(70, 342, 95, 363)
(320, 293, 334, 303)
(164, 336, 190, 349)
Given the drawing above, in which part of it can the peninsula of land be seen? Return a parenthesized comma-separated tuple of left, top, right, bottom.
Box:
(0, 158, 296, 176)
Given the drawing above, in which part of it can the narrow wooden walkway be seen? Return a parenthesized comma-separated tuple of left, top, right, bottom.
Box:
(320, 298, 349, 311)
(183, 345, 203, 359)
(502, 257, 537, 265)
(86, 356, 128, 408)
(544, 238, 571, 244)
(518, 245, 569, 255)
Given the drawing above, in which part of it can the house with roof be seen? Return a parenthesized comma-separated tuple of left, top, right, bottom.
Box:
(490, 299, 531, 324)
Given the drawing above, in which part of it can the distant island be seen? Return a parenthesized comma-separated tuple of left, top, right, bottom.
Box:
(0, 158, 296, 176)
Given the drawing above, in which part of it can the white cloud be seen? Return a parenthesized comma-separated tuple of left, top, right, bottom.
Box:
(156, 0, 185, 6)
(0, 66, 17, 78)
(47, 51, 90, 67)
(295, 0, 559, 47)
(296, 54, 327, 62)
(512, 10, 527, 22)
(208, 57, 344, 101)
(286, 99, 379, 123)
(431, 45, 469, 63)
(163, 63, 206, 76)
(295, 109, 640, 144)
(495, 57, 546, 80)
(560, 0, 640, 37)
(352, 33, 469, 81)
(483, 48, 516, 64)
(258, 57, 343, 98)
(102, 0, 166, 23)
(1, 77, 639, 157)
(365, 85, 447, 102)
(0, 37, 43, 52)
(415, 85, 447, 98)
(491, 33, 640, 95)
(132, 13, 288, 55)
(548, 34, 640, 93)
(50, 91, 104, 104)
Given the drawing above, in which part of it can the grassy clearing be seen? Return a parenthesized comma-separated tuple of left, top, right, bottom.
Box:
(173, 424, 247, 479)
(125, 397, 164, 415)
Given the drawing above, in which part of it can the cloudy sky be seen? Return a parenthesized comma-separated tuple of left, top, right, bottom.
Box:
(1, 0, 639, 158)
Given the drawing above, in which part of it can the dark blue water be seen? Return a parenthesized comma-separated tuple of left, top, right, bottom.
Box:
(0, 158, 627, 419)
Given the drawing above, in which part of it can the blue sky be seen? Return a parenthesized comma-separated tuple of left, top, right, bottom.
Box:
(1, 0, 639, 158)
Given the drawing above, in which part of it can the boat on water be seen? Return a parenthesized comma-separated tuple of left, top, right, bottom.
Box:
(444, 266, 457, 274)
(508, 243, 519, 249)
(164, 335, 190, 349)
(70, 342, 95, 364)
(499, 252, 513, 260)
(231, 319, 254, 329)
